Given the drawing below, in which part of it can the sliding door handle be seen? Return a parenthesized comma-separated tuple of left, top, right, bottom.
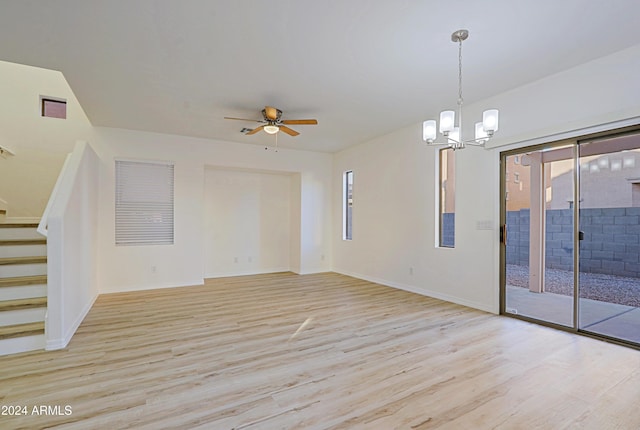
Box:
(500, 225, 507, 245)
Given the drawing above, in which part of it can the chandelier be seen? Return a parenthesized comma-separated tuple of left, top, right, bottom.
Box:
(423, 29, 499, 150)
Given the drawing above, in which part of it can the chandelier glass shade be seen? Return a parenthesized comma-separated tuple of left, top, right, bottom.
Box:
(423, 29, 499, 150)
(264, 125, 280, 134)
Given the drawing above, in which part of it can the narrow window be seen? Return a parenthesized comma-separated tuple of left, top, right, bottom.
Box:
(115, 160, 175, 246)
(439, 148, 455, 248)
(41, 97, 67, 119)
(343, 170, 353, 240)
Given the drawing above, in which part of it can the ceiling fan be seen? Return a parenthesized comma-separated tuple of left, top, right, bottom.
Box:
(225, 106, 317, 136)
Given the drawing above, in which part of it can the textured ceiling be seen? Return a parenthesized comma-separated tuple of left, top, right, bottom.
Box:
(1, 0, 639, 152)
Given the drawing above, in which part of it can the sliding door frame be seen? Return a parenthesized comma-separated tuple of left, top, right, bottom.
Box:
(499, 124, 640, 349)
(499, 138, 577, 332)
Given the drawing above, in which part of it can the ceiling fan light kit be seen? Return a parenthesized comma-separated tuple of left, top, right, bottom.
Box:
(224, 106, 318, 139)
(423, 29, 499, 150)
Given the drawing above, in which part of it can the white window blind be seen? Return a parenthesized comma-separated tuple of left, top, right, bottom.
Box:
(115, 160, 174, 246)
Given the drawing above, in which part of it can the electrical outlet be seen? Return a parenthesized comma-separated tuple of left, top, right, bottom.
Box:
(248, 256, 252, 263)
(151, 265, 157, 273)
(234, 257, 238, 263)
(409, 267, 414, 276)
(476, 220, 493, 230)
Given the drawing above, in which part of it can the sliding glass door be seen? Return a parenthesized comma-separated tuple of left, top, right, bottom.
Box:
(501, 129, 640, 347)
(578, 133, 640, 344)
(503, 145, 575, 327)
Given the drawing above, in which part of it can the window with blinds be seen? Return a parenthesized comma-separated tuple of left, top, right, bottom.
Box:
(115, 160, 175, 246)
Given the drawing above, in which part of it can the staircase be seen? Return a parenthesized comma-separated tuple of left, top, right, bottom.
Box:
(0, 223, 47, 355)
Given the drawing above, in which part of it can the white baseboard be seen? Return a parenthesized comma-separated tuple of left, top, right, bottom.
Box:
(99, 278, 205, 294)
(294, 268, 332, 275)
(333, 269, 496, 314)
(46, 293, 98, 351)
(206, 267, 331, 278)
(205, 267, 290, 279)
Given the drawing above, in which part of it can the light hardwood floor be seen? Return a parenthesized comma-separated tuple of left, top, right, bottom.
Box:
(1, 272, 639, 429)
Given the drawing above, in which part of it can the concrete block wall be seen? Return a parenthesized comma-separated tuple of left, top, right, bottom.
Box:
(506, 209, 530, 266)
(579, 207, 640, 277)
(441, 213, 455, 248)
(506, 207, 640, 278)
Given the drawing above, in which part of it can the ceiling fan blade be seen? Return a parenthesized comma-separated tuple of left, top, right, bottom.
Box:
(282, 119, 318, 125)
(264, 106, 278, 121)
(224, 116, 263, 123)
(279, 125, 300, 136)
(246, 125, 265, 135)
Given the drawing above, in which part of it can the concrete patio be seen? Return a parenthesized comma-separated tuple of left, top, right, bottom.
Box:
(506, 285, 640, 344)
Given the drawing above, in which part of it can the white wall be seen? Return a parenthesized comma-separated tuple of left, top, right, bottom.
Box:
(332, 125, 497, 312)
(0, 60, 92, 219)
(333, 43, 640, 314)
(204, 168, 292, 277)
(481, 44, 640, 150)
(91, 127, 332, 294)
(289, 173, 302, 273)
(47, 141, 99, 349)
